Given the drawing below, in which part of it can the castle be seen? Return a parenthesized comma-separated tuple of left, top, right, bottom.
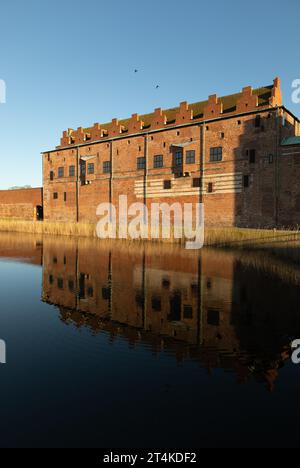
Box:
(1, 77, 300, 228)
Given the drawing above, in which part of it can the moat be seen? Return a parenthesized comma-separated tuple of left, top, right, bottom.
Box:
(0, 232, 300, 448)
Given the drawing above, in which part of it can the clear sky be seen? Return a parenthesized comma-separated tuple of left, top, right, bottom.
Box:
(0, 0, 299, 189)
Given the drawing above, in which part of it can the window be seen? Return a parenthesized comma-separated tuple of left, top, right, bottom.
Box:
(152, 296, 162, 311)
(207, 182, 213, 193)
(64, 192, 67, 202)
(184, 305, 193, 319)
(87, 163, 94, 174)
(237, 120, 241, 125)
(53, 192, 58, 200)
(137, 157, 146, 170)
(68, 280, 75, 292)
(255, 115, 261, 128)
(269, 154, 274, 164)
(243, 175, 249, 188)
(103, 161, 111, 173)
(164, 180, 171, 190)
(57, 278, 64, 290)
(154, 155, 163, 168)
(88, 287, 94, 298)
(186, 150, 195, 164)
(220, 132, 225, 139)
(58, 167, 64, 178)
(49, 275, 54, 285)
(210, 147, 222, 162)
(207, 309, 220, 326)
(102, 287, 110, 300)
(174, 150, 183, 166)
(50, 171, 54, 181)
(249, 149, 256, 163)
(69, 166, 75, 177)
(193, 178, 201, 188)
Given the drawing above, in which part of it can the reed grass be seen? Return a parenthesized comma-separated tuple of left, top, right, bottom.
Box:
(1, 218, 300, 251)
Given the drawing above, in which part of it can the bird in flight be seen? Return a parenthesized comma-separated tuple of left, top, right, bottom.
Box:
(155, 85, 160, 89)
(134, 69, 138, 73)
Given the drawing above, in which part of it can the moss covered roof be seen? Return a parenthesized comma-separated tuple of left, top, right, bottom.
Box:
(79, 85, 273, 135)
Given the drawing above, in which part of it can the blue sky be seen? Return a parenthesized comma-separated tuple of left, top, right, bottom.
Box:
(0, 0, 299, 189)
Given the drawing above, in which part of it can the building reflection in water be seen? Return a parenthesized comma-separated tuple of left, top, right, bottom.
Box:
(30, 235, 300, 393)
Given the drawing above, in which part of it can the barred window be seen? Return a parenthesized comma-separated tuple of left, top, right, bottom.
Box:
(137, 157, 146, 170)
(175, 150, 183, 166)
(186, 150, 195, 164)
(69, 166, 75, 177)
(87, 163, 94, 174)
(58, 167, 64, 178)
(103, 161, 111, 173)
(154, 155, 163, 168)
(210, 147, 222, 162)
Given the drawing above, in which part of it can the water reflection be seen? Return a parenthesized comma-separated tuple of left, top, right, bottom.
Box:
(39, 236, 300, 392)
(1, 232, 300, 393)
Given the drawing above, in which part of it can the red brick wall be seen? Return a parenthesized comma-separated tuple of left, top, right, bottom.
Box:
(0, 188, 43, 220)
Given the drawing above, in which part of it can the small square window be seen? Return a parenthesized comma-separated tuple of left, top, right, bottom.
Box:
(207, 182, 213, 193)
(58, 167, 64, 178)
(192, 178, 201, 188)
(103, 161, 111, 173)
(186, 150, 195, 164)
(154, 155, 163, 168)
(137, 157, 146, 170)
(87, 163, 94, 174)
(164, 180, 171, 190)
(210, 147, 222, 162)
(220, 132, 225, 139)
(53, 192, 58, 200)
(69, 166, 75, 177)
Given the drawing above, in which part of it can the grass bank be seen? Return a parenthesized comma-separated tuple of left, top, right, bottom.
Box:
(0, 218, 300, 250)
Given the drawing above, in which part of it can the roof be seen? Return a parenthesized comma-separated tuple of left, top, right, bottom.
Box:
(82, 85, 273, 134)
(281, 136, 300, 146)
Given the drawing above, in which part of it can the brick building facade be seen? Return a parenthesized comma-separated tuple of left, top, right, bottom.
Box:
(41, 77, 300, 229)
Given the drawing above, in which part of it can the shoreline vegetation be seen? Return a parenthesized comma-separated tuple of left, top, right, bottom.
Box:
(0, 218, 300, 251)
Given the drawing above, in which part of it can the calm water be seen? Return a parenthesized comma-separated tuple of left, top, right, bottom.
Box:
(0, 232, 300, 448)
